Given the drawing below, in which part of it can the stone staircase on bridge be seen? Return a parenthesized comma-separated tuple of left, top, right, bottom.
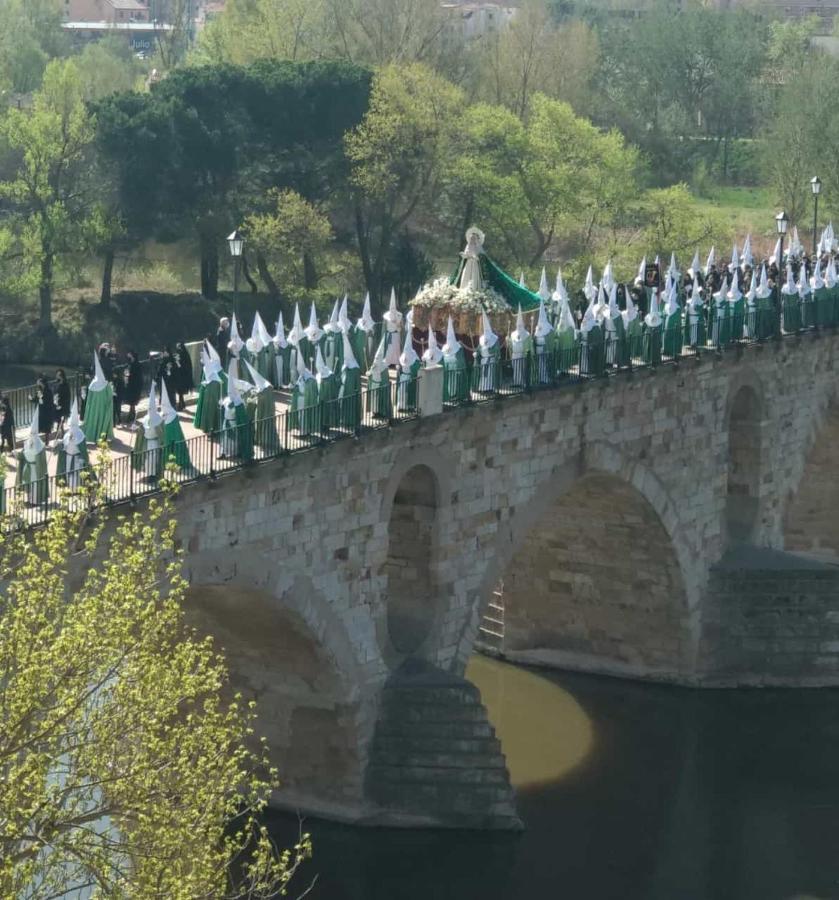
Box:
(365, 658, 522, 830)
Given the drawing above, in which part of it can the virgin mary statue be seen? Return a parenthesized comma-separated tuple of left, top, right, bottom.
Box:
(458, 227, 485, 290)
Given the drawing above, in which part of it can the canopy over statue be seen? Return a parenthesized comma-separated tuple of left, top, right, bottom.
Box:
(410, 227, 542, 335)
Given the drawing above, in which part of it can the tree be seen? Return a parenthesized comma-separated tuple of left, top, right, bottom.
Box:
(0, 58, 96, 330)
(0, 0, 67, 95)
(471, 0, 600, 119)
(345, 63, 462, 308)
(0, 478, 312, 897)
(244, 188, 333, 304)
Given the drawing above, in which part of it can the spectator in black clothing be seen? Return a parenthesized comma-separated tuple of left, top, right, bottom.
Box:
(29, 376, 56, 441)
(77, 367, 90, 420)
(53, 368, 72, 433)
(0, 395, 15, 453)
(111, 368, 124, 426)
(155, 346, 177, 400)
(174, 341, 194, 410)
(123, 350, 143, 426)
(214, 317, 230, 366)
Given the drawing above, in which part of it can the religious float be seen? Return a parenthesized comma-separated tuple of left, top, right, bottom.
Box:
(409, 228, 544, 341)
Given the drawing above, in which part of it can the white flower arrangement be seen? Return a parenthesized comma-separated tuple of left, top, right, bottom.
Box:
(410, 278, 510, 315)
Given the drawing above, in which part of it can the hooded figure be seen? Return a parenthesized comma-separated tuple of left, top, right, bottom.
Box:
(227, 313, 244, 359)
(382, 289, 403, 367)
(552, 268, 569, 322)
(704, 247, 716, 277)
(323, 299, 343, 373)
(422, 324, 443, 367)
(193, 342, 225, 435)
(789, 226, 804, 259)
(476, 309, 500, 393)
(353, 293, 376, 371)
(397, 325, 422, 411)
(685, 275, 706, 347)
(741, 234, 753, 270)
(16, 408, 48, 505)
(314, 346, 338, 428)
(57, 400, 90, 489)
(798, 262, 814, 329)
(249, 312, 275, 383)
(663, 278, 683, 357)
(769, 238, 782, 270)
(727, 272, 746, 344)
(82, 351, 114, 444)
(159, 379, 190, 470)
(303, 303, 324, 368)
(635, 256, 647, 289)
(244, 360, 279, 453)
(220, 361, 253, 461)
(272, 311, 292, 388)
(289, 350, 319, 437)
(580, 296, 605, 376)
(366, 335, 393, 420)
(622, 284, 643, 359)
(604, 283, 628, 367)
(508, 306, 533, 388)
(780, 261, 801, 333)
(711, 275, 730, 347)
(583, 265, 596, 305)
(131, 382, 164, 480)
(533, 299, 557, 384)
(825, 257, 839, 328)
(538, 267, 551, 303)
(338, 330, 362, 429)
(811, 257, 830, 328)
(287, 303, 307, 377)
(752, 263, 774, 340)
(555, 284, 579, 372)
(441, 316, 468, 403)
(688, 250, 701, 280)
(518, 271, 527, 288)
(643, 291, 663, 366)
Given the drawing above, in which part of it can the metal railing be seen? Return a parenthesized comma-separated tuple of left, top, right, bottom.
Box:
(1, 376, 420, 526)
(3, 287, 837, 527)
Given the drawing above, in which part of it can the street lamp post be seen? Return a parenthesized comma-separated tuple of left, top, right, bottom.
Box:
(811, 176, 821, 256)
(776, 211, 788, 338)
(227, 229, 244, 317)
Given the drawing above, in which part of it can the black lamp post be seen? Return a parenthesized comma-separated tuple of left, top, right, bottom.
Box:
(227, 229, 244, 316)
(811, 176, 822, 256)
(775, 211, 788, 338)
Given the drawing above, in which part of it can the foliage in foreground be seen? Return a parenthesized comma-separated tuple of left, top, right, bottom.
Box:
(0, 474, 311, 898)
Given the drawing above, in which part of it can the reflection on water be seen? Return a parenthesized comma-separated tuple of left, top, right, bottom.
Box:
(467, 654, 593, 788)
(268, 657, 839, 900)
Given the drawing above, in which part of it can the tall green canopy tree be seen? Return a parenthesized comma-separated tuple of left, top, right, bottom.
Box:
(0, 58, 97, 331)
(0, 0, 67, 95)
(0, 480, 312, 897)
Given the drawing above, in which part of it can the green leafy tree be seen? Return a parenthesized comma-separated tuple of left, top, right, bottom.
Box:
(0, 58, 96, 330)
(0, 0, 67, 95)
(244, 188, 333, 305)
(0, 478, 312, 898)
(345, 63, 462, 308)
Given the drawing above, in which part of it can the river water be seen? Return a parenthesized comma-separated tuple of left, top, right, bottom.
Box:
(268, 655, 839, 900)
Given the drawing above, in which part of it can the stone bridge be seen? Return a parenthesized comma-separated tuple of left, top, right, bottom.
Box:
(173, 331, 839, 829)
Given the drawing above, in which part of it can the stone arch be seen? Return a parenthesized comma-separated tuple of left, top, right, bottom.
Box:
(182, 550, 368, 820)
(783, 400, 839, 561)
(457, 447, 694, 680)
(379, 460, 444, 664)
(725, 378, 764, 546)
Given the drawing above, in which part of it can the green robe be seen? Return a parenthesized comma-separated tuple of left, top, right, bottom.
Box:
(317, 371, 339, 427)
(643, 323, 662, 366)
(82, 384, 114, 444)
(273, 343, 292, 388)
(290, 374, 319, 436)
(781, 291, 801, 333)
(323, 329, 343, 374)
(221, 402, 253, 461)
(398, 358, 422, 410)
(605, 315, 628, 367)
(663, 309, 683, 357)
(163, 416, 191, 470)
(508, 332, 533, 387)
(823, 286, 839, 327)
(581, 325, 605, 376)
(754, 295, 775, 340)
(338, 367, 362, 430)
(193, 377, 223, 434)
(247, 387, 280, 455)
(711, 301, 729, 347)
(534, 331, 557, 383)
(57, 442, 91, 488)
(729, 296, 745, 342)
(442, 347, 468, 403)
(16, 448, 48, 505)
(556, 327, 578, 373)
(350, 327, 372, 373)
(800, 292, 815, 329)
(132, 423, 164, 479)
(366, 366, 393, 419)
